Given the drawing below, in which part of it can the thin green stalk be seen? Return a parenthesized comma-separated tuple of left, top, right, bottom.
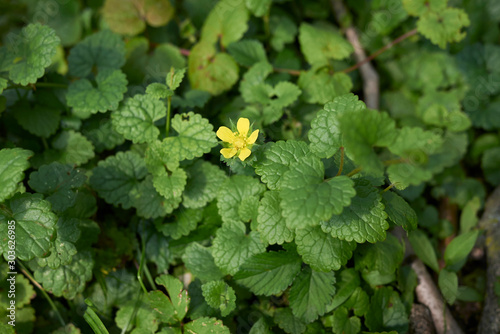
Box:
(382, 184, 395, 193)
(41, 137, 49, 150)
(84, 299, 110, 334)
(137, 237, 148, 294)
(18, 261, 66, 327)
(346, 167, 362, 177)
(336, 147, 345, 176)
(165, 67, 174, 137)
(143, 261, 157, 291)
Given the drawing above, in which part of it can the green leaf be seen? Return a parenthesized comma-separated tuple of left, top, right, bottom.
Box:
(326, 268, 360, 312)
(339, 109, 397, 176)
(83, 118, 125, 153)
(102, 0, 174, 36)
(482, 147, 500, 185)
(152, 167, 187, 206)
(183, 160, 227, 209)
(381, 191, 418, 232)
(257, 191, 294, 245)
(0, 193, 56, 261)
(155, 275, 190, 322)
(202, 280, 236, 316)
(299, 23, 353, 65)
(417, 8, 470, 49)
(112, 94, 166, 143)
(439, 269, 458, 304)
(34, 251, 93, 299)
(35, 218, 81, 268)
(156, 208, 202, 240)
(146, 83, 172, 99)
(234, 250, 302, 296)
(365, 287, 408, 333)
(444, 230, 480, 270)
(289, 266, 336, 323)
(298, 69, 353, 105)
(308, 94, 366, 159)
(51, 130, 95, 166)
(331, 307, 361, 334)
(29, 162, 87, 212)
(115, 294, 158, 332)
(66, 69, 128, 114)
(8, 23, 60, 85)
(0, 148, 33, 203)
(133, 175, 175, 218)
(270, 13, 297, 51)
(403, 0, 447, 16)
(408, 229, 439, 272)
(321, 179, 388, 243)
(255, 140, 310, 190)
(387, 127, 444, 189)
(343, 287, 370, 317)
(166, 67, 186, 91)
(201, 0, 249, 46)
(164, 112, 218, 160)
(245, 0, 271, 17)
(217, 175, 266, 224)
(295, 225, 356, 272)
(184, 317, 230, 334)
(249, 318, 273, 334)
(211, 221, 266, 275)
(274, 308, 307, 334)
(68, 30, 125, 77)
(182, 243, 224, 282)
(188, 42, 239, 95)
(12, 101, 60, 138)
(460, 197, 481, 234)
(89, 151, 148, 209)
(280, 156, 356, 229)
(354, 234, 404, 286)
(227, 40, 268, 67)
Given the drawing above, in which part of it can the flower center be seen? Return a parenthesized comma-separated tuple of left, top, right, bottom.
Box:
(233, 136, 246, 149)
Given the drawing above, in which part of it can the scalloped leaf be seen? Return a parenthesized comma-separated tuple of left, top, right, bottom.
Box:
(112, 94, 166, 143)
(0, 193, 57, 261)
(202, 280, 236, 316)
(68, 30, 125, 77)
(234, 250, 301, 296)
(0, 148, 33, 203)
(280, 156, 356, 229)
(66, 69, 128, 114)
(8, 23, 60, 85)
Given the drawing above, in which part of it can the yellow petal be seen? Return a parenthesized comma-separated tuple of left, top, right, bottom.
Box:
(237, 118, 250, 137)
(221, 148, 237, 159)
(247, 129, 259, 145)
(239, 148, 252, 161)
(217, 126, 235, 143)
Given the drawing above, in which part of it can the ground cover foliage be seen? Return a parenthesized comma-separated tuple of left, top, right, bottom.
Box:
(0, 0, 499, 333)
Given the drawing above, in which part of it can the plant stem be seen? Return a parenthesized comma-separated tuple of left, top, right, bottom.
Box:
(336, 147, 345, 176)
(382, 184, 395, 193)
(41, 137, 49, 150)
(346, 167, 362, 177)
(273, 67, 302, 76)
(18, 261, 66, 327)
(166, 67, 174, 137)
(137, 239, 148, 294)
(342, 28, 418, 74)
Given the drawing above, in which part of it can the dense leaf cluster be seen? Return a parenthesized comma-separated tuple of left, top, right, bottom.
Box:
(0, 0, 498, 333)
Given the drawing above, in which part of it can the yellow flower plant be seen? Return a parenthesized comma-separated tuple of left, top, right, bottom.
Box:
(216, 118, 259, 161)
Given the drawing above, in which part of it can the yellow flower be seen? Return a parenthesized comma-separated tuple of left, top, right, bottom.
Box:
(217, 118, 259, 161)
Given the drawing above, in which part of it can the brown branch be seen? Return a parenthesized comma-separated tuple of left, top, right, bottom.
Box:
(478, 185, 500, 334)
(331, 0, 380, 109)
(411, 259, 464, 334)
(341, 28, 418, 75)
